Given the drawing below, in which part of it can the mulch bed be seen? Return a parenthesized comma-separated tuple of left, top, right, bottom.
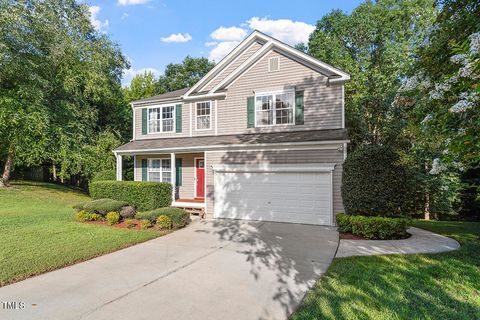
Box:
(85, 219, 144, 230)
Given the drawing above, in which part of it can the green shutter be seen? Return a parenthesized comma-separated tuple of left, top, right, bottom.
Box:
(175, 158, 182, 186)
(142, 159, 147, 181)
(142, 108, 148, 135)
(247, 96, 254, 128)
(175, 104, 182, 133)
(295, 91, 304, 125)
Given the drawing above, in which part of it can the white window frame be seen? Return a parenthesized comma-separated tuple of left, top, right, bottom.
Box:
(147, 104, 176, 134)
(147, 158, 172, 183)
(195, 101, 212, 131)
(254, 89, 295, 127)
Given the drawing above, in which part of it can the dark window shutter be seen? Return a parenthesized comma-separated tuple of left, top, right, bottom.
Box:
(175, 158, 182, 186)
(247, 96, 254, 128)
(175, 104, 182, 133)
(295, 91, 304, 125)
(142, 108, 148, 134)
(142, 159, 148, 181)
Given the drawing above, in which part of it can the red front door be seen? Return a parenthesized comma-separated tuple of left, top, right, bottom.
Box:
(195, 158, 205, 198)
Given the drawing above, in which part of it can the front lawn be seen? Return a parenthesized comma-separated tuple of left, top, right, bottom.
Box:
(0, 181, 160, 287)
(292, 220, 480, 319)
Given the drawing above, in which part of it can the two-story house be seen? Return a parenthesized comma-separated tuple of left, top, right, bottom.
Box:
(114, 31, 350, 226)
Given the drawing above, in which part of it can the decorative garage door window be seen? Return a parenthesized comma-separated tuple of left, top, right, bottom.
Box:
(147, 159, 171, 182)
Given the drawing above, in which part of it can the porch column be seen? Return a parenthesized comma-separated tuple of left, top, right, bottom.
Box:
(116, 154, 123, 181)
(170, 153, 176, 202)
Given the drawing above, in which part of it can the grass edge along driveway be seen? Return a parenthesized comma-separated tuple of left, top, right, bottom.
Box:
(291, 220, 480, 320)
(0, 181, 160, 287)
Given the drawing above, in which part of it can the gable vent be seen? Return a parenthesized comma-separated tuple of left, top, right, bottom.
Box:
(268, 57, 280, 72)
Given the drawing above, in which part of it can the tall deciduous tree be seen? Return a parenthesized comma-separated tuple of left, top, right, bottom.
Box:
(0, 0, 128, 186)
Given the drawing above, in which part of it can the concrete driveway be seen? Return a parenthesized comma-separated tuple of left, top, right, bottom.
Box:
(0, 220, 338, 320)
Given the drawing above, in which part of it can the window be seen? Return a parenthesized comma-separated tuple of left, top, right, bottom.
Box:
(196, 102, 211, 130)
(148, 105, 174, 133)
(255, 91, 294, 126)
(148, 159, 171, 183)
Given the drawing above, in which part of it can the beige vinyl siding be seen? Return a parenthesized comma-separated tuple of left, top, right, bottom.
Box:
(201, 41, 264, 92)
(205, 146, 345, 218)
(134, 103, 190, 140)
(135, 153, 203, 199)
(216, 50, 343, 135)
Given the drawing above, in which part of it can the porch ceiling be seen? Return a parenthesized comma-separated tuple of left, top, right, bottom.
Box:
(114, 129, 348, 155)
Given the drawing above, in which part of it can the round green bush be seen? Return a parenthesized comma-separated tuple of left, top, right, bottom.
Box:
(136, 207, 190, 228)
(106, 211, 120, 225)
(75, 210, 103, 222)
(342, 145, 408, 217)
(139, 219, 152, 230)
(156, 215, 173, 230)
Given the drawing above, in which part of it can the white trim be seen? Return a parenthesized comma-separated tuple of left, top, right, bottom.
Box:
(116, 154, 122, 181)
(214, 100, 218, 136)
(268, 56, 280, 72)
(194, 101, 212, 131)
(132, 98, 182, 108)
(133, 155, 137, 181)
(341, 85, 345, 129)
(206, 145, 340, 153)
(189, 103, 192, 137)
(146, 104, 176, 134)
(115, 140, 350, 155)
(183, 32, 270, 97)
(182, 92, 226, 101)
(330, 170, 334, 225)
(194, 157, 205, 198)
(343, 142, 347, 161)
(172, 201, 205, 209)
(211, 163, 336, 173)
(171, 153, 176, 202)
(254, 89, 295, 127)
(131, 103, 136, 141)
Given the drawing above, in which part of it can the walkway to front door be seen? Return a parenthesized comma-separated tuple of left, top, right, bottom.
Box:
(0, 220, 338, 320)
(195, 157, 205, 198)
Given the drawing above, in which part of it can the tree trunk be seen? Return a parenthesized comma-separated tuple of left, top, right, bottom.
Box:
(0, 150, 14, 188)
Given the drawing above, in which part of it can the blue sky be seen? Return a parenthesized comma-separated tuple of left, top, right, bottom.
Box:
(85, 0, 361, 86)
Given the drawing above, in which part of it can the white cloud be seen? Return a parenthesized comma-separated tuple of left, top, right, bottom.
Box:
(88, 6, 109, 32)
(121, 13, 129, 20)
(122, 67, 160, 87)
(210, 26, 247, 41)
(161, 33, 192, 43)
(117, 0, 150, 6)
(247, 17, 315, 45)
(208, 41, 240, 62)
(205, 41, 218, 47)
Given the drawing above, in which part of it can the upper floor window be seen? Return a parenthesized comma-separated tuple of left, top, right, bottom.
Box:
(148, 105, 174, 133)
(196, 102, 211, 130)
(255, 90, 294, 126)
(148, 159, 171, 182)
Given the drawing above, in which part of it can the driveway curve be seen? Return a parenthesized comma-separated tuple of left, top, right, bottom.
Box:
(0, 220, 338, 320)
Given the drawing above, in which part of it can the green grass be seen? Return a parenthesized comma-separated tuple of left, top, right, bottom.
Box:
(0, 181, 160, 286)
(292, 220, 480, 320)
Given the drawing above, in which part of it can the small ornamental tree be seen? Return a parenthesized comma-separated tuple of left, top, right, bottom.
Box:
(342, 145, 408, 217)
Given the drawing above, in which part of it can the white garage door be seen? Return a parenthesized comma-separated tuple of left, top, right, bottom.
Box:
(213, 164, 334, 225)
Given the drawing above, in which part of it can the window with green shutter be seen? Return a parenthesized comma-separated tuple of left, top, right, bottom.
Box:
(295, 91, 304, 125)
(141, 108, 148, 135)
(175, 104, 182, 133)
(175, 158, 182, 186)
(141, 159, 148, 181)
(247, 96, 254, 128)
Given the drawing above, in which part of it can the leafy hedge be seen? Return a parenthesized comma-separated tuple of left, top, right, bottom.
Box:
(342, 145, 408, 217)
(336, 213, 410, 240)
(91, 169, 116, 182)
(75, 198, 128, 215)
(89, 181, 171, 211)
(136, 207, 189, 228)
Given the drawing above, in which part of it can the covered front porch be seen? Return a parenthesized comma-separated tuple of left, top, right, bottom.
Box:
(115, 151, 206, 213)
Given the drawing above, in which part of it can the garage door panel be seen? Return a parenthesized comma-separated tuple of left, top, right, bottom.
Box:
(214, 171, 332, 225)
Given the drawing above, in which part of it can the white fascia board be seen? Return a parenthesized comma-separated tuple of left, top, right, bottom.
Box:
(182, 92, 226, 101)
(114, 140, 349, 155)
(211, 163, 336, 173)
(132, 98, 183, 108)
(184, 31, 270, 98)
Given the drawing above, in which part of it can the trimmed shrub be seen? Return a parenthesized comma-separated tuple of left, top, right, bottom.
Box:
(124, 219, 136, 229)
(336, 213, 410, 240)
(156, 215, 173, 230)
(89, 181, 172, 211)
(91, 169, 116, 182)
(75, 210, 103, 222)
(106, 211, 120, 225)
(139, 219, 152, 230)
(342, 145, 408, 217)
(136, 207, 189, 228)
(76, 199, 128, 215)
